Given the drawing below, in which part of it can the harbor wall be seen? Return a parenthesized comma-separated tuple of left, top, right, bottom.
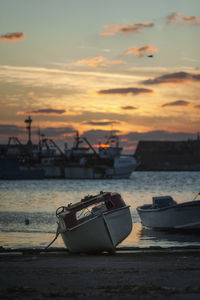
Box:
(134, 139, 200, 171)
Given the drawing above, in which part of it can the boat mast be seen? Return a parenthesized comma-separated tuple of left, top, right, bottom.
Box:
(25, 116, 32, 145)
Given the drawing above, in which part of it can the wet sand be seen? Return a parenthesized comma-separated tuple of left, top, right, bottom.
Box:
(1, 247, 200, 299)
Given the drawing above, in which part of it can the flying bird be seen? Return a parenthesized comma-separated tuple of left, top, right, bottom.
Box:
(147, 54, 154, 58)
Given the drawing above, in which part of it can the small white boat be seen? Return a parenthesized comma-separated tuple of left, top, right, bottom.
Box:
(137, 193, 200, 230)
(56, 191, 132, 253)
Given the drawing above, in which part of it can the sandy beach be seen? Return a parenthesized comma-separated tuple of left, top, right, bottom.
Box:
(1, 247, 200, 299)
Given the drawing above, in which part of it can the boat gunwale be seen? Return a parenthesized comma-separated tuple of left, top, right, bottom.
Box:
(137, 200, 200, 213)
(62, 192, 111, 212)
(63, 205, 131, 232)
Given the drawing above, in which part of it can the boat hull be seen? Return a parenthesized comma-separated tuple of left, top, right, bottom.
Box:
(137, 201, 200, 230)
(43, 165, 64, 178)
(0, 158, 44, 179)
(104, 165, 134, 179)
(60, 206, 132, 253)
(64, 166, 102, 179)
(64, 164, 135, 179)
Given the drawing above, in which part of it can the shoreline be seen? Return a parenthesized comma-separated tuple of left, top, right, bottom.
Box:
(1, 247, 200, 299)
(1, 244, 200, 254)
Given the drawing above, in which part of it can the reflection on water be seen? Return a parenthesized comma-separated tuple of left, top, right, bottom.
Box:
(119, 223, 200, 248)
(138, 226, 200, 248)
(0, 232, 64, 249)
(1, 222, 200, 250)
(0, 172, 200, 249)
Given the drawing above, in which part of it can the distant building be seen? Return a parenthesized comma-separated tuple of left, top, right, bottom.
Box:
(134, 137, 200, 171)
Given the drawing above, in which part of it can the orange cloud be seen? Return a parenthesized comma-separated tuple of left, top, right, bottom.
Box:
(100, 24, 118, 36)
(118, 22, 154, 33)
(0, 32, 25, 41)
(141, 72, 200, 85)
(124, 45, 158, 56)
(100, 22, 154, 35)
(166, 11, 200, 25)
(77, 56, 125, 67)
(181, 16, 200, 24)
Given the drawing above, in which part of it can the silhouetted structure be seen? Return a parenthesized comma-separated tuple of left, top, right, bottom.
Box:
(25, 116, 32, 145)
(0, 117, 137, 179)
(134, 136, 200, 171)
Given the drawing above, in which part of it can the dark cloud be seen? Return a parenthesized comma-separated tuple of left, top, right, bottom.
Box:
(40, 126, 75, 137)
(162, 100, 189, 107)
(0, 124, 25, 135)
(28, 108, 66, 115)
(98, 87, 153, 95)
(141, 72, 200, 85)
(82, 129, 120, 144)
(194, 74, 200, 80)
(122, 130, 198, 142)
(0, 124, 75, 139)
(121, 106, 138, 110)
(83, 120, 119, 126)
(0, 32, 25, 41)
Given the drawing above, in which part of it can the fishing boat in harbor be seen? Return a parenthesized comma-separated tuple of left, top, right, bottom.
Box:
(0, 116, 137, 179)
(56, 191, 133, 253)
(64, 131, 137, 179)
(137, 193, 200, 230)
(0, 157, 44, 180)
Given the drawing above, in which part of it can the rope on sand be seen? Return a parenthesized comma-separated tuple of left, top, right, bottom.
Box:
(45, 224, 60, 250)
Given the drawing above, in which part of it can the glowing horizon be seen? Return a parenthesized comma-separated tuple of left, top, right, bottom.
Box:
(0, 0, 199, 152)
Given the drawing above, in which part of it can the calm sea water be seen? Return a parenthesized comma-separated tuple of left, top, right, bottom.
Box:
(0, 172, 200, 249)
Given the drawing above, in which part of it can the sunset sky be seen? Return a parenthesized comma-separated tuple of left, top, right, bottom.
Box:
(0, 0, 199, 153)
